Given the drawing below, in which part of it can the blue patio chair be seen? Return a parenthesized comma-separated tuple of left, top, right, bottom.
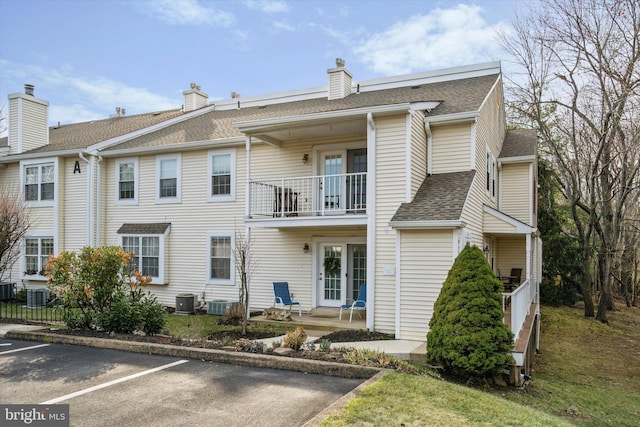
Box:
(273, 282, 301, 317)
(340, 283, 366, 322)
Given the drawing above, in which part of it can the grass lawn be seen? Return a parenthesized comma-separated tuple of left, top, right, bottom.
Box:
(164, 313, 292, 339)
(321, 303, 640, 426)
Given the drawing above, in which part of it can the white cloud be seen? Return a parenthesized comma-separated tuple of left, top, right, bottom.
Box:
(0, 61, 179, 126)
(139, 0, 235, 27)
(354, 4, 509, 75)
(272, 20, 295, 31)
(244, 0, 289, 14)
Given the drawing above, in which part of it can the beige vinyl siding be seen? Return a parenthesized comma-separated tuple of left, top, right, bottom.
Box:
(399, 230, 453, 340)
(102, 147, 246, 307)
(476, 80, 505, 161)
(61, 157, 88, 251)
(374, 115, 407, 334)
(9, 97, 49, 154)
(410, 111, 427, 199)
(483, 211, 517, 234)
(247, 227, 366, 311)
(249, 141, 317, 181)
(501, 163, 531, 224)
(430, 124, 472, 174)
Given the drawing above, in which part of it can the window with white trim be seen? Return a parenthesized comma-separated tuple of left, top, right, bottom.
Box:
(156, 154, 181, 203)
(208, 149, 235, 202)
(121, 235, 163, 282)
(207, 232, 234, 285)
(24, 163, 55, 202)
(24, 237, 54, 276)
(486, 150, 496, 198)
(115, 158, 138, 204)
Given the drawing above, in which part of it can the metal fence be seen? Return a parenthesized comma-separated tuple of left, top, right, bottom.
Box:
(0, 283, 66, 324)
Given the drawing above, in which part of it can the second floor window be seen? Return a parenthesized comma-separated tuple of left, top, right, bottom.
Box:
(157, 154, 181, 202)
(116, 158, 138, 204)
(25, 163, 54, 202)
(208, 149, 235, 202)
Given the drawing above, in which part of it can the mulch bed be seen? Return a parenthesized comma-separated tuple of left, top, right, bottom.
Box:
(42, 327, 396, 365)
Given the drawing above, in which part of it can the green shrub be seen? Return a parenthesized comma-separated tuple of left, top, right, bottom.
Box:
(319, 338, 332, 353)
(141, 295, 166, 335)
(426, 244, 514, 379)
(540, 276, 579, 306)
(284, 327, 307, 350)
(47, 246, 165, 334)
(15, 288, 27, 303)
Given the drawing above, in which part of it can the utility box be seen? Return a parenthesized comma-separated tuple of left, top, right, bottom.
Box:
(207, 300, 229, 316)
(0, 282, 16, 301)
(27, 288, 49, 308)
(175, 293, 197, 315)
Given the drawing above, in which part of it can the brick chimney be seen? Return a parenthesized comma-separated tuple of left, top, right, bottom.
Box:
(183, 83, 209, 112)
(8, 84, 49, 154)
(327, 58, 352, 100)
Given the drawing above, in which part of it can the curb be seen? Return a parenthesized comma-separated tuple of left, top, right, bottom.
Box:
(5, 330, 382, 380)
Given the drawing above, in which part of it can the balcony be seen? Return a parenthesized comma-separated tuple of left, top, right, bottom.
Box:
(248, 172, 367, 226)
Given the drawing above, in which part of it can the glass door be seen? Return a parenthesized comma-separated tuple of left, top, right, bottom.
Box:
(321, 151, 346, 214)
(319, 244, 345, 307)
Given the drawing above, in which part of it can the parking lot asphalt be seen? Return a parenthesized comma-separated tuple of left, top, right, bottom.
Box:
(0, 337, 364, 426)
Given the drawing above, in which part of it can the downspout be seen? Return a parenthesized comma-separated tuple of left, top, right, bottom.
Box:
(96, 155, 103, 246)
(366, 113, 376, 332)
(78, 151, 93, 246)
(424, 119, 432, 175)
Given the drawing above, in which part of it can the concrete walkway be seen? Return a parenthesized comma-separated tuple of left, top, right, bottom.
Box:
(0, 323, 46, 337)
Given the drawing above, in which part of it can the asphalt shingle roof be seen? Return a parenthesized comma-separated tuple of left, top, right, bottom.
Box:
(500, 129, 537, 158)
(391, 171, 476, 222)
(104, 74, 499, 151)
(117, 223, 171, 234)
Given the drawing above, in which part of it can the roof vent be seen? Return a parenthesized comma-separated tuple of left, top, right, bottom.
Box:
(24, 84, 35, 96)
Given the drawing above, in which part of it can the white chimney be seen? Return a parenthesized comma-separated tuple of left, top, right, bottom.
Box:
(183, 83, 209, 112)
(327, 58, 352, 100)
(8, 84, 50, 154)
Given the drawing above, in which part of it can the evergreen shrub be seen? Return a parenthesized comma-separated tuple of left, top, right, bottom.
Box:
(426, 244, 514, 379)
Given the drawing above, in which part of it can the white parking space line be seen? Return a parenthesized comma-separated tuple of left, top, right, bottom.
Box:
(0, 343, 50, 355)
(41, 359, 189, 404)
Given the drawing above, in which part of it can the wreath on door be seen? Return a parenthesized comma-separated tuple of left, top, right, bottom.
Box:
(323, 256, 341, 276)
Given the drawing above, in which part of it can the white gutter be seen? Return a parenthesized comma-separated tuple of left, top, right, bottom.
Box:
(389, 220, 466, 230)
(498, 155, 536, 164)
(0, 149, 82, 163)
(97, 137, 246, 157)
(424, 111, 479, 125)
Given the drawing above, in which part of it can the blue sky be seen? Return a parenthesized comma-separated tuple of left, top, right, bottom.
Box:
(0, 0, 535, 132)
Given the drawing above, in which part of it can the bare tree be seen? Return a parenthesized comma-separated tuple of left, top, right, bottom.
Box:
(0, 104, 7, 136)
(234, 229, 256, 335)
(0, 185, 30, 282)
(502, 0, 640, 321)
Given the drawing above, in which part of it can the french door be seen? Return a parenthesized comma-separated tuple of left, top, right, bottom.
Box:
(317, 241, 367, 307)
(319, 243, 345, 307)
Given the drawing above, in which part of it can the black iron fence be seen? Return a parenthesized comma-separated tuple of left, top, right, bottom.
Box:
(0, 283, 66, 324)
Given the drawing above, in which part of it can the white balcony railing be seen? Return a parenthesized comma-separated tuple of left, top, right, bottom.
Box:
(503, 279, 532, 341)
(249, 172, 367, 218)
